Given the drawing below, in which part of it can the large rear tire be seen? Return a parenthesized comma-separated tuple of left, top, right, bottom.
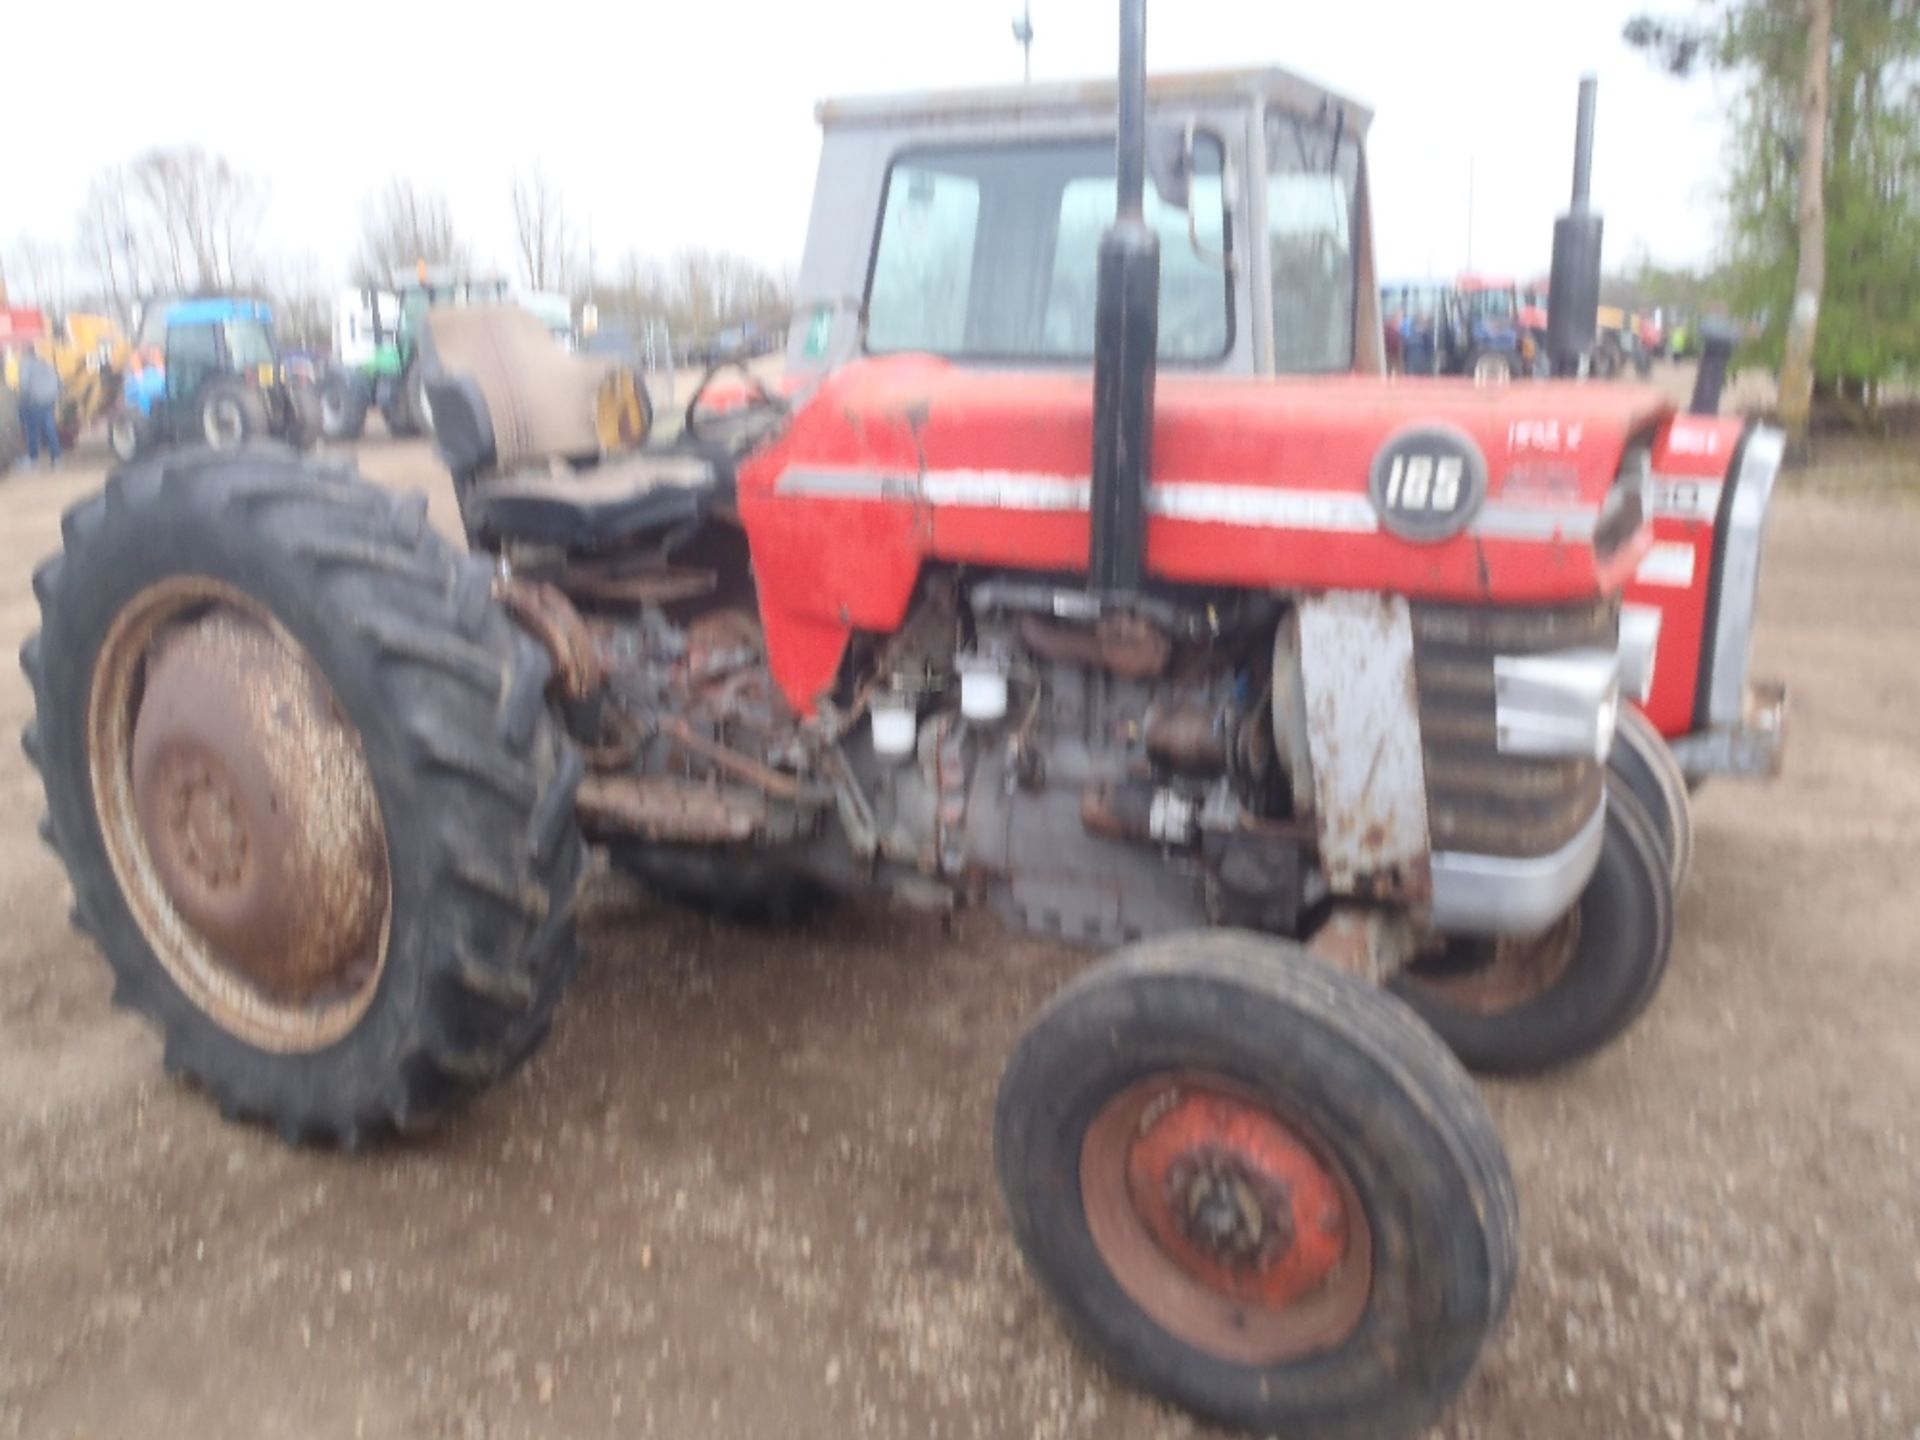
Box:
(996, 932, 1517, 1439)
(1392, 787, 1673, 1075)
(22, 450, 587, 1144)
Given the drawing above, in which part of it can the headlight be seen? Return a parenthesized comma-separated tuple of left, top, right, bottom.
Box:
(1593, 444, 1651, 559)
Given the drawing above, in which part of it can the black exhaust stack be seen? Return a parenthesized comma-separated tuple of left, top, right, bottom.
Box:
(1088, 0, 1160, 596)
(1546, 76, 1605, 376)
(1688, 318, 1738, 414)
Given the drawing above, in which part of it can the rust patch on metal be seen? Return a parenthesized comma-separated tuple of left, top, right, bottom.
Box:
(1017, 613, 1171, 679)
(555, 565, 717, 607)
(1403, 910, 1581, 1014)
(495, 577, 603, 703)
(574, 773, 764, 843)
(1143, 701, 1226, 772)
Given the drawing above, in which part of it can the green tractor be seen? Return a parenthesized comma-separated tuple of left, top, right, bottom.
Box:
(320, 273, 511, 440)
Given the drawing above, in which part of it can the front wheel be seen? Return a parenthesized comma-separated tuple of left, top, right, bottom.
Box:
(23, 451, 587, 1144)
(1611, 706, 1693, 889)
(996, 932, 1517, 1439)
(319, 370, 370, 441)
(1392, 787, 1673, 1075)
(109, 411, 145, 464)
(199, 379, 269, 450)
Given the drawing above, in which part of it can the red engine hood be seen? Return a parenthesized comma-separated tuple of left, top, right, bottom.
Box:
(737, 356, 1674, 711)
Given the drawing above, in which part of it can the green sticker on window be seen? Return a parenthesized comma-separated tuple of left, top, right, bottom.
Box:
(803, 306, 833, 359)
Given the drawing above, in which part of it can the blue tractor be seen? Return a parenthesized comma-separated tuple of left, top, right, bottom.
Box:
(109, 298, 322, 462)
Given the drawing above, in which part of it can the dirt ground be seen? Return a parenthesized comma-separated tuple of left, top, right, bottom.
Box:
(1, 430, 1917, 1440)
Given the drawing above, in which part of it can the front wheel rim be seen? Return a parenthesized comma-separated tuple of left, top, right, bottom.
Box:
(1080, 1070, 1373, 1365)
(87, 577, 393, 1051)
(205, 397, 244, 448)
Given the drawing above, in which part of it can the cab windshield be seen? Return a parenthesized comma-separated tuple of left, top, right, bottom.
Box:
(866, 134, 1233, 363)
(224, 320, 277, 369)
(1266, 108, 1361, 373)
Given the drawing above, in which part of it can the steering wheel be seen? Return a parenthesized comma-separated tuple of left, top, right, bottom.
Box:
(683, 355, 786, 447)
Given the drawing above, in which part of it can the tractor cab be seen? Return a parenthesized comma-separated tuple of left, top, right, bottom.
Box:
(112, 298, 318, 461)
(789, 68, 1381, 382)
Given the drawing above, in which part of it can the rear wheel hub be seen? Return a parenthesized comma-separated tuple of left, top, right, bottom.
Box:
(91, 583, 392, 1050)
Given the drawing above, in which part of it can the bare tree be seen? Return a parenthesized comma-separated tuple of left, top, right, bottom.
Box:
(124, 146, 263, 293)
(75, 167, 145, 328)
(1777, 0, 1832, 448)
(354, 179, 468, 287)
(511, 167, 571, 291)
(263, 253, 332, 351)
(5, 236, 71, 311)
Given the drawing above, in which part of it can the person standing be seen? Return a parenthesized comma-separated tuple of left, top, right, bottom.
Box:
(17, 348, 62, 466)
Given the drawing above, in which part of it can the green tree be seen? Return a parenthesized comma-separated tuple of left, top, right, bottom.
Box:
(1629, 0, 1920, 431)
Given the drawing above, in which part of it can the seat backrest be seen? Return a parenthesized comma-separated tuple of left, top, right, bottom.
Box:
(423, 305, 608, 470)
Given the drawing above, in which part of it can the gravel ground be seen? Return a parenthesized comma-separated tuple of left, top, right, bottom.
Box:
(0, 436, 1916, 1440)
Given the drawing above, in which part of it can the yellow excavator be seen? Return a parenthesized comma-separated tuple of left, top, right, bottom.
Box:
(2, 295, 131, 460)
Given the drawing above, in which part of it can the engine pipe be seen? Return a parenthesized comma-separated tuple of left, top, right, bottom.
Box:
(1087, 0, 1161, 596)
(1546, 76, 1604, 376)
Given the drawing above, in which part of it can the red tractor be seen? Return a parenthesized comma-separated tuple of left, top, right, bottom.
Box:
(21, 7, 1781, 1436)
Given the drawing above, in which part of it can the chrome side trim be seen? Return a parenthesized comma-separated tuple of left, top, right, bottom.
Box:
(1493, 648, 1621, 759)
(1429, 800, 1607, 937)
(1620, 604, 1663, 702)
(772, 466, 1598, 543)
(1706, 427, 1785, 728)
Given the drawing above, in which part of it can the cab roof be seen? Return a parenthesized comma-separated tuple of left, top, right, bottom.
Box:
(817, 66, 1372, 134)
(165, 297, 273, 327)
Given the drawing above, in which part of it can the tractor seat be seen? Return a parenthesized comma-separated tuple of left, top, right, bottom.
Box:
(422, 304, 728, 552)
(422, 304, 648, 475)
(462, 449, 730, 552)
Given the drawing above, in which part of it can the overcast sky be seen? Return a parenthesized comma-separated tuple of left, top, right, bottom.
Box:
(7, 0, 1732, 297)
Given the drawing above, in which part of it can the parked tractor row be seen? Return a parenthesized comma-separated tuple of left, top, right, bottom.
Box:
(19, 7, 1784, 1437)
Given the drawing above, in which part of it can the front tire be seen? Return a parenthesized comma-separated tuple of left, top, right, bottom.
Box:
(320, 370, 370, 442)
(1611, 706, 1693, 889)
(199, 379, 269, 450)
(997, 932, 1517, 1439)
(108, 411, 144, 464)
(23, 451, 587, 1144)
(1392, 787, 1674, 1075)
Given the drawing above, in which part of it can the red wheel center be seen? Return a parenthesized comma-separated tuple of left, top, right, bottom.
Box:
(1125, 1092, 1350, 1309)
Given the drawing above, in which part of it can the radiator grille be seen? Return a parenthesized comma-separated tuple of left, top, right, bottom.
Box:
(1412, 600, 1615, 858)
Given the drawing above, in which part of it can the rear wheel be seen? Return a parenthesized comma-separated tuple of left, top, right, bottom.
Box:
(23, 451, 586, 1143)
(1392, 787, 1673, 1074)
(996, 932, 1517, 1439)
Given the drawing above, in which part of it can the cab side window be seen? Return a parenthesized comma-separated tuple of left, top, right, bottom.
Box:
(165, 324, 221, 401)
